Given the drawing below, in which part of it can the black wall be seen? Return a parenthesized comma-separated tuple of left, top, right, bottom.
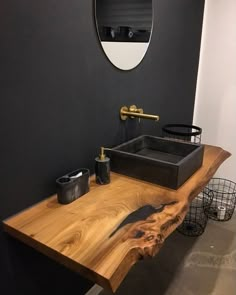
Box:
(0, 0, 205, 294)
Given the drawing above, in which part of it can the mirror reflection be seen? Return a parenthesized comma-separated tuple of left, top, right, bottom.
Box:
(95, 0, 153, 70)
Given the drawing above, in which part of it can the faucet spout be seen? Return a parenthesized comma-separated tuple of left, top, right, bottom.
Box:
(120, 105, 159, 121)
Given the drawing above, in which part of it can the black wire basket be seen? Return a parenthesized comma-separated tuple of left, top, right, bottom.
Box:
(204, 178, 236, 221)
(177, 188, 213, 236)
(162, 124, 202, 144)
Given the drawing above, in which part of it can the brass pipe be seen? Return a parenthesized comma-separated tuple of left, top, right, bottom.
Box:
(121, 110, 159, 121)
(120, 105, 159, 121)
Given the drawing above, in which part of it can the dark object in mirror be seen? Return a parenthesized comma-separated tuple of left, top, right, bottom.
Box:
(95, 0, 153, 70)
(99, 25, 151, 43)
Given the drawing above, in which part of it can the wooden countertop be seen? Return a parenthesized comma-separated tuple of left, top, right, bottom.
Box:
(3, 145, 230, 292)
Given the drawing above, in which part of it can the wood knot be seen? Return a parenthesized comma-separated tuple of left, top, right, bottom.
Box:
(156, 234, 164, 244)
(134, 230, 145, 239)
(145, 235, 155, 242)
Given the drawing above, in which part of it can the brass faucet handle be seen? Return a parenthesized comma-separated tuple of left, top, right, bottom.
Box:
(129, 105, 143, 114)
(120, 106, 129, 120)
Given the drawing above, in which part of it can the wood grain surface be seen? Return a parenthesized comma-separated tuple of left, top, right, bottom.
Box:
(3, 145, 231, 292)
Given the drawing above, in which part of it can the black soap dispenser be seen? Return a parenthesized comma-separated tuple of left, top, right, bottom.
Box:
(95, 147, 110, 185)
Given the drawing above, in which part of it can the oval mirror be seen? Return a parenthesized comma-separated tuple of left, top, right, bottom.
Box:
(95, 0, 153, 70)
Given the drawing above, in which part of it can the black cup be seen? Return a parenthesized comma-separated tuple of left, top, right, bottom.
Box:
(56, 168, 90, 204)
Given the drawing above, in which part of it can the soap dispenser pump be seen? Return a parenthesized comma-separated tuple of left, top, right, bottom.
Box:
(95, 147, 110, 185)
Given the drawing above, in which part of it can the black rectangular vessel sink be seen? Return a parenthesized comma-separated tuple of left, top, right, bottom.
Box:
(108, 135, 204, 189)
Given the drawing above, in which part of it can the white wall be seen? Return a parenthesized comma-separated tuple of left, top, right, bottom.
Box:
(193, 0, 236, 182)
(101, 42, 149, 70)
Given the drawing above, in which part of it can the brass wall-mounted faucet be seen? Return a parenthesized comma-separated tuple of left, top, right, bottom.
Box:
(120, 105, 159, 121)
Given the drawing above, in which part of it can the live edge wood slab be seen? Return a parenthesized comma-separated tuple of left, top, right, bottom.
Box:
(3, 145, 230, 292)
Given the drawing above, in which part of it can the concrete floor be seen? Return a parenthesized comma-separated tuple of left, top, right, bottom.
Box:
(99, 214, 236, 295)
